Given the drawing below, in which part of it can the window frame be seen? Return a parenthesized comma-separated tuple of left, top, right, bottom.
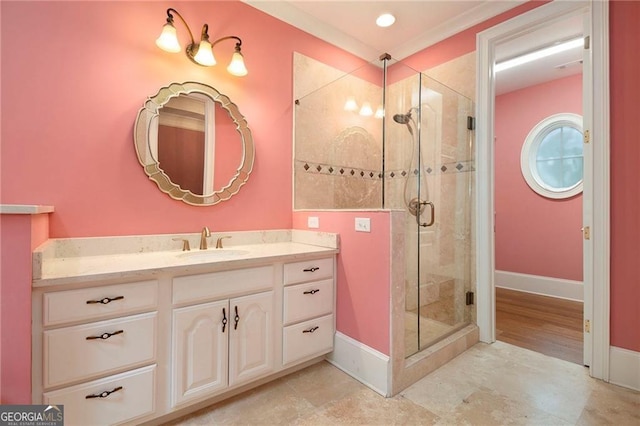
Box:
(520, 113, 584, 199)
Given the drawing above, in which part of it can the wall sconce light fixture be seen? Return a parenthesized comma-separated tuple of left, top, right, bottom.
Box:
(156, 8, 248, 76)
(344, 96, 359, 112)
(359, 102, 373, 117)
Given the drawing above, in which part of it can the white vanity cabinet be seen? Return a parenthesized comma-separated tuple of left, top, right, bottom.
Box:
(35, 280, 159, 426)
(282, 258, 335, 365)
(32, 236, 338, 425)
(171, 266, 276, 407)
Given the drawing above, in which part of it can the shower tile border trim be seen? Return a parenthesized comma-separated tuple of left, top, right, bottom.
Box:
(295, 159, 475, 180)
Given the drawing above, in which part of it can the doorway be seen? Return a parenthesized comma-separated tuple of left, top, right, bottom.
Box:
(475, 0, 610, 380)
(492, 14, 585, 365)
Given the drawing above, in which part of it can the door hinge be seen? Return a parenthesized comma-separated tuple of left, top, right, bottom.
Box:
(465, 291, 475, 305)
(584, 36, 590, 50)
(583, 226, 591, 240)
(584, 319, 591, 333)
(584, 129, 590, 144)
(467, 116, 475, 131)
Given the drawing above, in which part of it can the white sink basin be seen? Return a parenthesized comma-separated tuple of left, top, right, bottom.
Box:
(176, 249, 250, 260)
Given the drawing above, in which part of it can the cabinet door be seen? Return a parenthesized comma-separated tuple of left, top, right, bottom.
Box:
(172, 300, 229, 407)
(228, 291, 275, 387)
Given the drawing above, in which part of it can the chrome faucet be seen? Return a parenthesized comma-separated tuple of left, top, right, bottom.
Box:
(200, 226, 211, 250)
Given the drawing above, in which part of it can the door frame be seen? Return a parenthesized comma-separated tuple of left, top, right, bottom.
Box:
(475, 0, 610, 380)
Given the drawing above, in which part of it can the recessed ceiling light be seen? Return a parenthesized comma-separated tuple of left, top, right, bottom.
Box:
(376, 13, 395, 28)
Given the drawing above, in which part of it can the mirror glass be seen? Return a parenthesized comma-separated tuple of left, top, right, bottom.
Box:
(134, 82, 254, 206)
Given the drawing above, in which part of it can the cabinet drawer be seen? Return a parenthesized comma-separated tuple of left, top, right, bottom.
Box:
(43, 280, 158, 326)
(283, 279, 333, 325)
(173, 266, 274, 305)
(43, 365, 156, 426)
(283, 314, 334, 366)
(284, 258, 333, 285)
(44, 312, 156, 388)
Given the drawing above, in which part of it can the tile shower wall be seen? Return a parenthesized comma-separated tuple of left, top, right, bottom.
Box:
(293, 53, 383, 209)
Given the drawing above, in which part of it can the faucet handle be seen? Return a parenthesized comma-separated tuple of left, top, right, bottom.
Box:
(173, 238, 191, 251)
(216, 236, 232, 249)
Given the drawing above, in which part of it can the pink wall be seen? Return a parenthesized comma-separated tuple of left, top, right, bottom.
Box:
(0, 214, 50, 403)
(293, 211, 391, 355)
(495, 74, 583, 281)
(0, 1, 368, 238)
(609, 0, 640, 352)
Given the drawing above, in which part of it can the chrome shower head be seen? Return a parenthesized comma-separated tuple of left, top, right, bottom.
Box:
(393, 109, 414, 124)
(393, 113, 411, 124)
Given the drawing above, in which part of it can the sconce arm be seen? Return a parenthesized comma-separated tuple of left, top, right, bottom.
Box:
(166, 8, 196, 46)
(212, 35, 243, 49)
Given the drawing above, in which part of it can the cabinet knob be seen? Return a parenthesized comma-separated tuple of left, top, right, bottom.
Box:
(303, 267, 320, 272)
(234, 306, 240, 330)
(303, 289, 320, 295)
(302, 326, 319, 334)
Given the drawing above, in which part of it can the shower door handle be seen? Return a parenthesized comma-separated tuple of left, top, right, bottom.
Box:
(417, 201, 435, 227)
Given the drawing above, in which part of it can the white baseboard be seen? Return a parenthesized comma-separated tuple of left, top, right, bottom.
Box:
(609, 346, 640, 391)
(495, 270, 583, 301)
(326, 332, 390, 396)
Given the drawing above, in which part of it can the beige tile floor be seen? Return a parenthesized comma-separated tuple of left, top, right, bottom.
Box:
(166, 341, 639, 425)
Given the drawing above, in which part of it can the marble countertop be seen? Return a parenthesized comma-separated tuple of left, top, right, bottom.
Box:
(33, 230, 339, 288)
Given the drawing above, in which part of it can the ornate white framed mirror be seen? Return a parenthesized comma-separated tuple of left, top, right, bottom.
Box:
(134, 81, 254, 206)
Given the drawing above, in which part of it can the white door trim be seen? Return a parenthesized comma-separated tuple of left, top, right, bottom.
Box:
(475, 0, 610, 380)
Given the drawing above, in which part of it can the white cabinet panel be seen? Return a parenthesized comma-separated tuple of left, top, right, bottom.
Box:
(44, 312, 156, 388)
(283, 258, 333, 285)
(172, 300, 229, 407)
(43, 365, 156, 426)
(173, 266, 274, 305)
(283, 314, 334, 366)
(229, 291, 275, 387)
(44, 280, 158, 326)
(283, 279, 334, 326)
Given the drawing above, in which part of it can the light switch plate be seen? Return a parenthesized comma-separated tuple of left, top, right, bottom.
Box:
(308, 216, 319, 228)
(355, 217, 371, 232)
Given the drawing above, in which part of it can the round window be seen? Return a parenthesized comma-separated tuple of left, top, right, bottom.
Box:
(520, 113, 584, 199)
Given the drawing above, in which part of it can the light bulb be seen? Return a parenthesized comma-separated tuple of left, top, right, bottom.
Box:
(227, 51, 248, 76)
(344, 97, 358, 112)
(359, 102, 373, 116)
(156, 23, 181, 53)
(193, 39, 216, 66)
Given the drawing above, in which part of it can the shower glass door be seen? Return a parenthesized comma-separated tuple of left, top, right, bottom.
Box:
(385, 60, 475, 357)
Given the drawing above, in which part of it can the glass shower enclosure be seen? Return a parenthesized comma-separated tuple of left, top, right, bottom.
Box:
(294, 53, 474, 358)
(383, 58, 475, 356)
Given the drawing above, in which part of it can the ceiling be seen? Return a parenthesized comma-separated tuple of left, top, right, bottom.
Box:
(244, 0, 584, 94)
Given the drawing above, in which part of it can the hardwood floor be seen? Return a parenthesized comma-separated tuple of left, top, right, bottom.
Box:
(495, 287, 584, 365)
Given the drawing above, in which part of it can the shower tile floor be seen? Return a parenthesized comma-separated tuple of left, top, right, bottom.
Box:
(165, 341, 639, 425)
(404, 311, 457, 354)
